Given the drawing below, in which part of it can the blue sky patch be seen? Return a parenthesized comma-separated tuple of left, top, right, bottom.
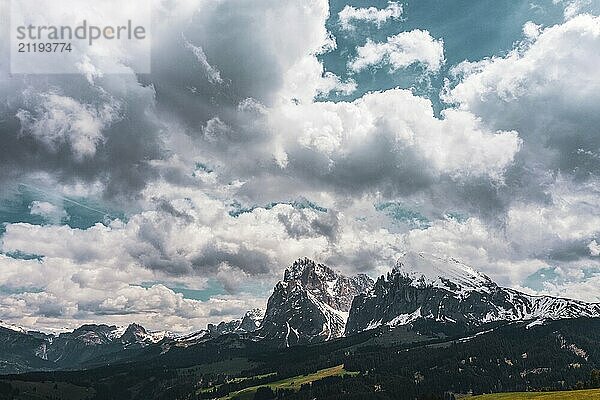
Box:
(374, 201, 430, 229)
(138, 280, 227, 301)
(321, 0, 569, 112)
(0, 184, 126, 235)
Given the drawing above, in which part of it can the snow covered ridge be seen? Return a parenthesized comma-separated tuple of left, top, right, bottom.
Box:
(0, 321, 179, 371)
(346, 252, 600, 335)
(63, 323, 172, 346)
(206, 308, 266, 336)
(170, 308, 266, 349)
(392, 252, 496, 295)
(0, 307, 266, 356)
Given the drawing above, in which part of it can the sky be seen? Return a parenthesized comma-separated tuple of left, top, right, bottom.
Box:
(1, 0, 600, 333)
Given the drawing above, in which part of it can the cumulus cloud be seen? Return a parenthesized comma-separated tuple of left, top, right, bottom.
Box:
(0, 0, 336, 197)
(437, 16, 600, 299)
(523, 21, 542, 39)
(0, 73, 164, 196)
(0, 249, 264, 332)
(0, 184, 403, 330)
(523, 261, 600, 303)
(267, 89, 521, 193)
(1, 0, 600, 331)
(2, 182, 346, 284)
(446, 15, 600, 177)
(349, 30, 445, 73)
(338, 2, 403, 30)
(278, 56, 357, 103)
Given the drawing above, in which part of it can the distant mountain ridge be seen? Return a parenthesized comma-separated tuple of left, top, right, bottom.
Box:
(0, 322, 167, 374)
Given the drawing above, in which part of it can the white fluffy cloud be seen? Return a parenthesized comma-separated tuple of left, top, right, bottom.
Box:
(0, 182, 404, 331)
(446, 15, 600, 175)
(436, 15, 600, 298)
(268, 88, 521, 186)
(349, 30, 445, 73)
(521, 258, 600, 303)
(338, 2, 403, 30)
(0, 249, 263, 332)
(507, 200, 600, 256)
(279, 56, 357, 104)
(16, 92, 120, 160)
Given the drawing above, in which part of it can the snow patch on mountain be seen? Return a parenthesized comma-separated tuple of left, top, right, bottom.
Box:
(387, 307, 422, 327)
(394, 252, 495, 297)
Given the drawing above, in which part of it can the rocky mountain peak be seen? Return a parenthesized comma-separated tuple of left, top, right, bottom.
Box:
(206, 309, 265, 338)
(66, 324, 118, 346)
(71, 324, 117, 334)
(120, 323, 149, 343)
(284, 257, 337, 284)
(238, 308, 264, 332)
(207, 320, 241, 336)
(282, 258, 373, 312)
(259, 259, 374, 346)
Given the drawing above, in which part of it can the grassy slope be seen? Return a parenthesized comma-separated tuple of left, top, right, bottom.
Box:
(469, 389, 600, 399)
(198, 372, 277, 394)
(218, 364, 358, 400)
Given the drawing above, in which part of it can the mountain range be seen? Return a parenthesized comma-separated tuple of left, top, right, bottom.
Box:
(1, 253, 599, 399)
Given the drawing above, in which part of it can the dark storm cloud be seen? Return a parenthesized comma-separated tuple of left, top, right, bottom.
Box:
(0, 73, 164, 198)
(190, 244, 272, 275)
(277, 209, 340, 241)
(0, 0, 331, 201)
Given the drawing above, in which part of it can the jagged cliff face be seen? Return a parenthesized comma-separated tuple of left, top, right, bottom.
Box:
(258, 258, 374, 346)
(238, 308, 265, 332)
(207, 308, 265, 337)
(345, 252, 600, 336)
